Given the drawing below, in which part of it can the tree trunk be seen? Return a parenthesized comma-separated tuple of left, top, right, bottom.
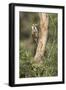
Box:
(34, 13, 48, 64)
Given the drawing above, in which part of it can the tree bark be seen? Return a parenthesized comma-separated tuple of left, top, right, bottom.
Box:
(34, 13, 48, 64)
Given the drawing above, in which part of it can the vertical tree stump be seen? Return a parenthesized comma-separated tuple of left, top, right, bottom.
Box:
(34, 13, 48, 64)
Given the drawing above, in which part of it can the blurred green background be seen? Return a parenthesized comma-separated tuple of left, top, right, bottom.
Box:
(19, 12, 58, 78)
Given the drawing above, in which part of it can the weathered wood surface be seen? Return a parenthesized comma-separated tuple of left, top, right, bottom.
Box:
(34, 13, 48, 64)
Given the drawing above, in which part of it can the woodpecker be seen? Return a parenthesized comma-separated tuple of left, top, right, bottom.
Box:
(32, 24, 39, 44)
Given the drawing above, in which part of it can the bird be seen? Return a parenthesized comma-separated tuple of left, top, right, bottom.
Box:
(31, 24, 39, 44)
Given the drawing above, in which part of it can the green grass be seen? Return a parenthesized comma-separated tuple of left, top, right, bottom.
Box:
(19, 13, 58, 78)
